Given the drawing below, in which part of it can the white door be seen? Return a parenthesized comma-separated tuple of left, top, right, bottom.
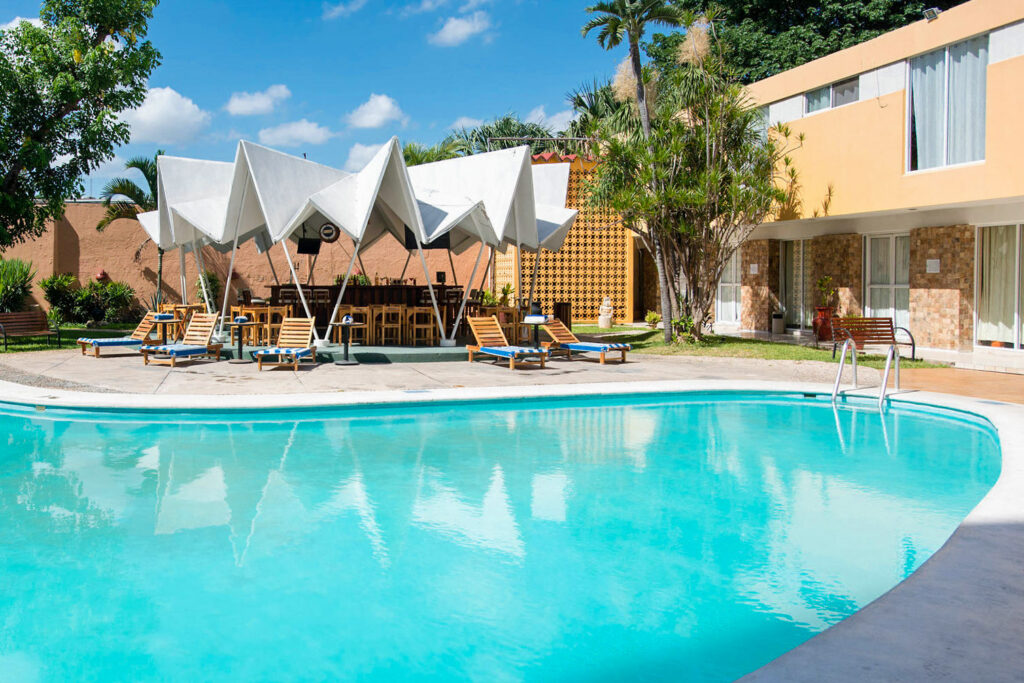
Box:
(865, 235, 910, 329)
(716, 253, 742, 324)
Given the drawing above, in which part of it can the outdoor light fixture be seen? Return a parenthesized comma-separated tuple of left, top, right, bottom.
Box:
(923, 7, 941, 21)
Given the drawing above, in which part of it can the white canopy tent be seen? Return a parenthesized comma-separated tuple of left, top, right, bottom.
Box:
(151, 137, 577, 346)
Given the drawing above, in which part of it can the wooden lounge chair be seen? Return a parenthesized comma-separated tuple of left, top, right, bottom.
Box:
(254, 317, 317, 371)
(77, 312, 157, 357)
(467, 315, 547, 369)
(542, 318, 630, 364)
(140, 313, 223, 367)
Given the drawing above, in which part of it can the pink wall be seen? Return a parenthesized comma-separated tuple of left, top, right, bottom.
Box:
(4, 201, 488, 311)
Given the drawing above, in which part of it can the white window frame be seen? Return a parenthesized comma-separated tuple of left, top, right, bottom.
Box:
(904, 34, 989, 174)
(804, 76, 862, 115)
(974, 222, 1023, 350)
(863, 233, 910, 325)
(716, 252, 742, 325)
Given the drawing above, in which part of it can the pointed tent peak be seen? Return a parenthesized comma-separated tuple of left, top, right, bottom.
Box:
(136, 211, 169, 250)
(157, 156, 234, 248)
(237, 140, 348, 242)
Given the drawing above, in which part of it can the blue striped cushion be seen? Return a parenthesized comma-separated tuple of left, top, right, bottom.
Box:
(254, 347, 313, 358)
(563, 342, 632, 353)
(478, 345, 547, 359)
(140, 344, 209, 357)
(78, 336, 141, 347)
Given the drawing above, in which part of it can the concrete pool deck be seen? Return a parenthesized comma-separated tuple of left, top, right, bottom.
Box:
(1, 353, 1023, 680)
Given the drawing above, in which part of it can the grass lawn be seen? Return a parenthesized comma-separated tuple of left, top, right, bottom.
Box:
(1, 328, 131, 354)
(579, 328, 943, 370)
(571, 324, 649, 334)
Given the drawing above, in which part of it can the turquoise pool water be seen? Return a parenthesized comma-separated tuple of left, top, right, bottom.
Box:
(0, 393, 1000, 681)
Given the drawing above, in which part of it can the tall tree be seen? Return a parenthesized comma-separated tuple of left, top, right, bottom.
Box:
(590, 18, 798, 340)
(96, 150, 164, 304)
(646, 0, 967, 84)
(0, 0, 161, 250)
(444, 114, 554, 155)
(402, 140, 464, 166)
(582, 0, 684, 342)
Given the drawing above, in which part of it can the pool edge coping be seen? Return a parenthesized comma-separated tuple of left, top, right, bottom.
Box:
(1, 377, 1022, 680)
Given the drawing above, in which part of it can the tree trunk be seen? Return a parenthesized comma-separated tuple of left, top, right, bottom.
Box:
(652, 233, 673, 343)
(156, 247, 164, 306)
(629, 39, 652, 139)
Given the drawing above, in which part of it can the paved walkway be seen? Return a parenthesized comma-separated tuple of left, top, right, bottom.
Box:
(898, 368, 1024, 404)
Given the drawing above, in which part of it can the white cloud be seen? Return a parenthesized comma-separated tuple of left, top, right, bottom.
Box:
(344, 142, 385, 172)
(345, 93, 408, 129)
(400, 0, 447, 17)
(458, 0, 493, 10)
(450, 116, 482, 130)
(323, 0, 367, 19)
(428, 11, 490, 47)
(258, 119, 334, 147)
(1, 16, 42, 30)
(225, 84, 291, 116)
(120, 87, 211, 145)
(527, 105, 576, 133)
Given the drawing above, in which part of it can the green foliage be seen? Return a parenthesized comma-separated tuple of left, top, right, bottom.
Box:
(444, 114, 554, 155)
(816, 275, 837, 309)
(497, 283, 514, 307)
(335, 271, 372, 286)
(97, 149, 162, 230)
(644, 310, 662, 328)
(196, 270, 220, 308)
(646, 1, 966, 84)
(671, 313, 696, 341)
(0, 258, 36, 312)
(72, 281, 108, 323)
(101, 281, 137, 321)
(39, 272, 77, 316)
(0, 0, 162, 249)
(480, 289, 498, 306)
(402, 141, 465, 166)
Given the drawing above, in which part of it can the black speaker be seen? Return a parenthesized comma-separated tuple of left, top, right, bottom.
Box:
(297, 238, 321, 255)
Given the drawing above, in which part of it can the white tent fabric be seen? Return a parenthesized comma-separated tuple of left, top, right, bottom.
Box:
(528, 161, 577, 253)
(156, 156, 234, 249)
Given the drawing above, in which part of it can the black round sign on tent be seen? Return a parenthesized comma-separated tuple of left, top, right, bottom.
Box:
(320, 222, 340, 243)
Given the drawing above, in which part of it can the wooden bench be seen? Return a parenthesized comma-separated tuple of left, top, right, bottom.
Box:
(0, 311, 59, 352)
(831, 316, 915, 360)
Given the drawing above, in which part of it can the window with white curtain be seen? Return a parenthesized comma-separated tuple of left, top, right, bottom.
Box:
(716, 253, 742, 324)
(977, 225, 1019, 348)
(865, 235, 910, 329)
(908, 35, 988, 171)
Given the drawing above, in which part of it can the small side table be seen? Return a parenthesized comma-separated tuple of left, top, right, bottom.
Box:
(328, 321, 366, 366)
(227, 321, 258, 364)
(522, 315, 549, 348)
(153, 314, 176, 345)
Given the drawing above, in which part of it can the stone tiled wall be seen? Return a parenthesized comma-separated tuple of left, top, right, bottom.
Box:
(807, 233, 863, 316)
(740, 239, 780, 330)
(909, 225, 975, 350)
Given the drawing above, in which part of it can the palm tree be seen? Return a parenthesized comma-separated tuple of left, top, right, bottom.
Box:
(402, 140, 464, 166)
(582, 1, 683, 139)
(564, 79, 637, 144)
(96, 150, 164, 305)
(444, 114, 554, 155)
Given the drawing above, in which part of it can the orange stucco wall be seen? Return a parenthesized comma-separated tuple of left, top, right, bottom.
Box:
(4, 202, 483, 312)
(757, 53, 1024, 220)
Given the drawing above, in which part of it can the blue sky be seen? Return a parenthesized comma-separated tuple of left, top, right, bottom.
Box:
(5, 0, 627, 194)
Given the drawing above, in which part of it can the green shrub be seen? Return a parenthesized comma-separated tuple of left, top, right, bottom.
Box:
(196, 270, 221, 308)
(39, 273, 78, 319)
(644, 310, 662, 328)
(73, 281, 107, 323)
(0, 258, 36, 313)
(68, 279, 140, 324)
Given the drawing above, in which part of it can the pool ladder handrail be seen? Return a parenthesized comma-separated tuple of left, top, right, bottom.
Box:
(831, 339, 901, 411)
(831, 338, 858, 403)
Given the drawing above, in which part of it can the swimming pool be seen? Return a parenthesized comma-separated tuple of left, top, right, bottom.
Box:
(0, 392, 1000, 681)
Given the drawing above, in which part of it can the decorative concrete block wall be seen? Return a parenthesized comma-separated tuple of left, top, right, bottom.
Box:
(909, 225, 975, 350)
(740, 239, 780, 330)
(808, 233, 863, 316)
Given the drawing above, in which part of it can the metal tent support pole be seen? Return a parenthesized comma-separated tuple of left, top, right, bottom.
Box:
(447, 249, 458, 287)
(280, 239, 320, 342)
(218, 190, 246, 335)
(478, 247, 493, 292)
(192, 240, 213, 314)
(527, 248, 540, 309)
(448, 242, 486, 341)
(305, 253, 319, 286)
(399, 252, 412, 280)
(265, 251, 281, 286)
(515, 243, 522, 305)
(178, 249, 188, 304)
(415, 243, 446, 339)
(325, 241, 361, 342)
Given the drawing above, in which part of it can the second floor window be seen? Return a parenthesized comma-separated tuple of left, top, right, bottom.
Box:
(908, 35, 988, 171)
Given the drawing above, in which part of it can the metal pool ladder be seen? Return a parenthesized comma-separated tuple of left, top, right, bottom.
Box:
(831, 339, 900, 411)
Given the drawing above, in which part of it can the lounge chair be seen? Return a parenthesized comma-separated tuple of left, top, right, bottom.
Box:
(542, 318, 630, 364)
(77, 312, 157, 357)
(467, 316, 547, 369)
(254, 317, 316, 371)
(140, 313, 223, 367)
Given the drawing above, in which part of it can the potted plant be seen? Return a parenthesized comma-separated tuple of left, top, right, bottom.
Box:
(813, 276, 838, 342)
(644, 310, 661, 329)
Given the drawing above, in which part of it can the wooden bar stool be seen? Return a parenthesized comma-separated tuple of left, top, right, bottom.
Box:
(375, 305, 404, 346)
(406, 306, 437, 346)
(348, 306, 372, 345)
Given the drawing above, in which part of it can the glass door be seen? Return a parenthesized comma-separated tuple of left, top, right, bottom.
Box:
(976, 225, 1019, 348)
(781, 240, 811, 328)
(865, 235, 910, 329)
(716, 253, 742, 324)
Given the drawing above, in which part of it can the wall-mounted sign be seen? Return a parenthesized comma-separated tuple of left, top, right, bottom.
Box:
(320, 223, 340, 243)
(926, 259, 941, 274)
(749, 263, 759, 275)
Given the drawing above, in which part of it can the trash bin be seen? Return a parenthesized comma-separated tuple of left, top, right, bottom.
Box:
(771, 312, 785, 335)
(553, 302, 572, 330)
